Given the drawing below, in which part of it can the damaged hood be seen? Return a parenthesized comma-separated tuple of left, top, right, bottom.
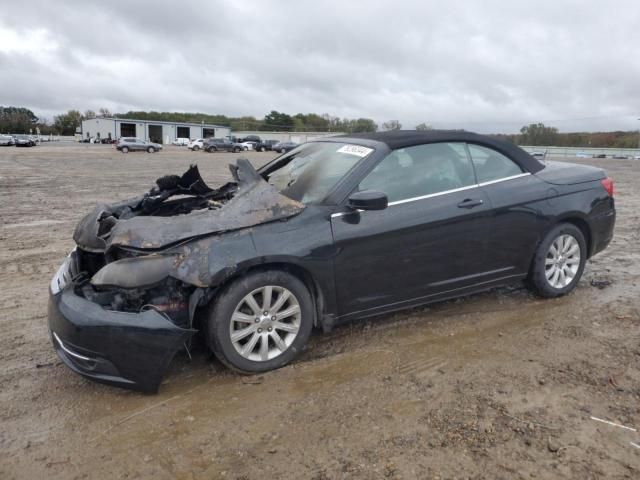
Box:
(73, 159, 305, 251)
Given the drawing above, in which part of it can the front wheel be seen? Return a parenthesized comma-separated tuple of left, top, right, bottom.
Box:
(207, 270, 314, 373)
(529, 223, 587, 298)
(260, 146, 266, 152)
(147, 146, 155, 153)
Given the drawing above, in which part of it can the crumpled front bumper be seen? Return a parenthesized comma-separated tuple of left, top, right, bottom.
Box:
(48, 253, 195, 393)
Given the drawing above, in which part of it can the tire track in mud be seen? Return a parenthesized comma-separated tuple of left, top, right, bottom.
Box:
(397, 356, 450, 380)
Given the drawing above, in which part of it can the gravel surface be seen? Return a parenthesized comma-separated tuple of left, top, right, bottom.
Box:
(1, 144, 638, 479)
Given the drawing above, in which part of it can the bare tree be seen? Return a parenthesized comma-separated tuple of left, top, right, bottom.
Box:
(382, 120, 402, 131)
(98, 107, 112, 118)
(415, 122, 433, 131)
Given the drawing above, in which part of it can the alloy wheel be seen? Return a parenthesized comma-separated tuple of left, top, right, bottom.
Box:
(229, 286, 301, 362)
(545, 234, 581, 288)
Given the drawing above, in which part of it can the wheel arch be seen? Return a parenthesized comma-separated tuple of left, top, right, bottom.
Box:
(527, 213, 593, 278)
(207, 261, 328, 330)
(554, 214, 593, 258)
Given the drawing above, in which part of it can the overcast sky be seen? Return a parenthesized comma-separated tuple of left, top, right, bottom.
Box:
(0, 0, 639, 133)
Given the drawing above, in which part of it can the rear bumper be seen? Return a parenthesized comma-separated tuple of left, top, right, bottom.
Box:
(48, 255, 195, 393)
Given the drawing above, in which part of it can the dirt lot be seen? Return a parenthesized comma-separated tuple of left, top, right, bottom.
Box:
(1, 144, 639, 479)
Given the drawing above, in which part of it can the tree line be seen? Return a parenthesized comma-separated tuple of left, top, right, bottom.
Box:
(497, 123, 640, 148)
(1, 106, 637, 148)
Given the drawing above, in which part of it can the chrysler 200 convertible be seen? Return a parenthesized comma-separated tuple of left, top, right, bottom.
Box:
(48, 130, 615, 392)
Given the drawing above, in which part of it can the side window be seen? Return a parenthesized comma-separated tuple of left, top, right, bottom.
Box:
(359, 142, 476, 203)
(468, 144, 523, 183)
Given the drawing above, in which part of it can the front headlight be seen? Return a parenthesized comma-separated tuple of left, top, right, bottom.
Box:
(91, 255, 176, 288)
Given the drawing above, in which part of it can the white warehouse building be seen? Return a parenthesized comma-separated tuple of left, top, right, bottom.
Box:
(81, 117, 231, 144)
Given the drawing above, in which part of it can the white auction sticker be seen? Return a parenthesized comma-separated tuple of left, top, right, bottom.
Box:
(336, 145, 373, 157)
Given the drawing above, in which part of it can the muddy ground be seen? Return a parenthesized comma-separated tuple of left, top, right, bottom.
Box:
(0, 144, 638, 479)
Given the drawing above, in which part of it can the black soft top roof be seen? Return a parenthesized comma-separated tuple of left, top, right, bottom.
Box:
(333, 130, 545, 174)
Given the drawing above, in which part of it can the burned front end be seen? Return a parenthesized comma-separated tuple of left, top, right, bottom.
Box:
(48, 251, 197, 393)
(48, 161, 304, 393)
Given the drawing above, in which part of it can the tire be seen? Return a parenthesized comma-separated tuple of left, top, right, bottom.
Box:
(233, 147, 241, 153)
(147, 146, 155, 153)
(529, 223, 586, 298)
(193, 145, 200, 151)
(243, 146, 249, 151)
(207, 270, 314, 373)
(260, 146, 266, 152)
(121, 146, 129, 153)
(208, 147, 217, 153)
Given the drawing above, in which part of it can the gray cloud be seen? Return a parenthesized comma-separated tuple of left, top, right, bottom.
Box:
(0, 0, 638, 132)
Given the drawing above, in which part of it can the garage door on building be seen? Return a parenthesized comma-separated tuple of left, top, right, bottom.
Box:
(120, 123, 136, 137)
(148, 125, 162, 143)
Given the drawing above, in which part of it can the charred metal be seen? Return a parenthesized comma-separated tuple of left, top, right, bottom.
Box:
(49, 159, 305, 392)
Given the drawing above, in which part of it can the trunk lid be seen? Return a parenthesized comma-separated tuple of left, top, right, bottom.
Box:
(535, 160, 606, 185)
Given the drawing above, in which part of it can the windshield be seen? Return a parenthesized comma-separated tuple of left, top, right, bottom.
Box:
(264, 142, 374, 204)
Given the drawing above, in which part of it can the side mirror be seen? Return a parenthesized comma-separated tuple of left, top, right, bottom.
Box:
(347, 190, 388, 211)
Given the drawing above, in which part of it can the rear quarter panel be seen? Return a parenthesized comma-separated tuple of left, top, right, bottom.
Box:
(535, 178, 614, 258)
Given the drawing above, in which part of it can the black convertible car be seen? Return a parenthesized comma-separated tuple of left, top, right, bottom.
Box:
(48, 130, 615, 392)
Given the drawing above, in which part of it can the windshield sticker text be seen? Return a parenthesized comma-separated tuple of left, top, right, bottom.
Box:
(337, 145, 373, 157)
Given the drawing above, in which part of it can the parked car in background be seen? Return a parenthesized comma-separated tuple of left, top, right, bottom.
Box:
(0, 134, 15, 146)
(239, 135, 261, 144)
(116, 137, 162, 153)
(204, 138, 243, 153)
(14, 135, 36, 147)
(48, 130, 615, 392)
(172, 138, 190, 146)
(530, 151, 546, 158)
(254, 139, 280, 152)
(575, 152, 590, 158)
(273, 141, 299, 153)
(634, 155, 640, 160)
(239, 141, 255, 151)
(612, 154, 629, 159)
(592, 154, 606, 159)
(188, 139, 205, 151)
(100, 137, 116, 144)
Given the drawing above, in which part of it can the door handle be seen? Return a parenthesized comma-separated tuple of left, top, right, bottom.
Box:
(457, 198, 484, 209)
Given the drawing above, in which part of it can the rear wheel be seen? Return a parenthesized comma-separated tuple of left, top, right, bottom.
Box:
(260, 146, 266, 152)
(121, 146, 129, 153)
(529, 223, 586, 297)
(233, 147, 241, 153)
(193, 145, 200, 151)
(207, 270, 314, 373)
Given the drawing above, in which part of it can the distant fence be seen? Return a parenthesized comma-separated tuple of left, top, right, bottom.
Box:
(521, 146, 640, 158)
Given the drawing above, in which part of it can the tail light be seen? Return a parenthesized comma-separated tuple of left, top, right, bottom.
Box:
(600, 177, 614, 197)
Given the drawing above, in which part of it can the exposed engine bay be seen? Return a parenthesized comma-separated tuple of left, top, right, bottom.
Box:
(67, 160, 305, 329)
